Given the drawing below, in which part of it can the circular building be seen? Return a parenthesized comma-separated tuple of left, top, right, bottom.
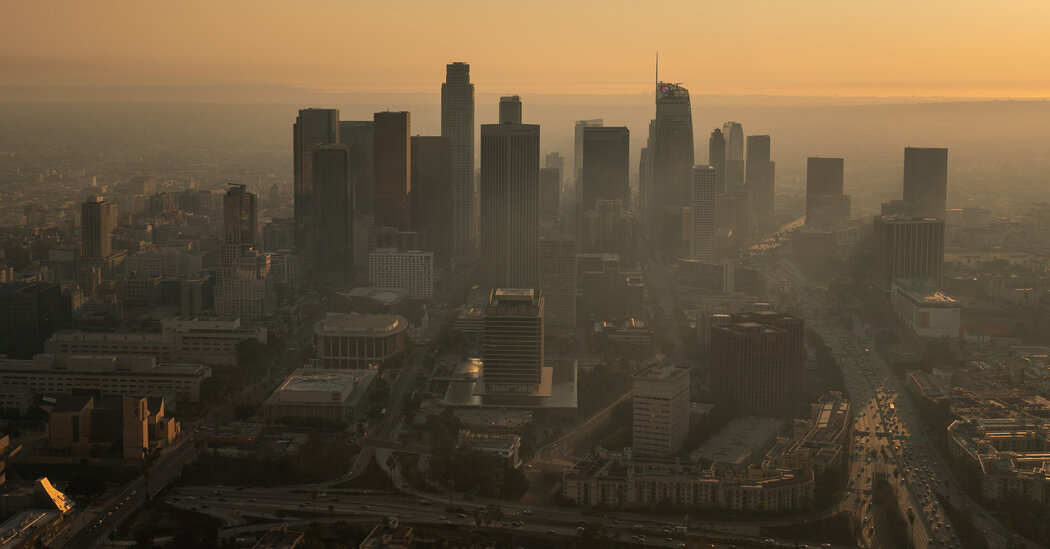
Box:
(314, 312, 408, 368)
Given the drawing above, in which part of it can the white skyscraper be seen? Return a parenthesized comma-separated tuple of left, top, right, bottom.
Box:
(690, 165, 717, 262)
(368, 248, 434, 300)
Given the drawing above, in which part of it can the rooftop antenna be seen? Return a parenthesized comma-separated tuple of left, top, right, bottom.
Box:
(655, 52, 659, 92)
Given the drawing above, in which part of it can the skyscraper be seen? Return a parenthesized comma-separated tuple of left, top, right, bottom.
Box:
(632, 362, 690, 457)
(481, 288, 544, 394)
(710, 311, 804, 416)
(539, 167, 561, 221)
(903, 147, 948, 219)
(745, 135, 774, 219)
(538, 236, 577, 328)
(499, 95, 523, 125)
(573, 119, 603, 203)
(312, 145, 353, 277)
(580, 126, 630, 211)
(293, 108, 339, 250)
(338, 120, 374, 216)
(689, 166, 717, 262)
(545, 152, 564, 174)
(652, 83, 694, 215)
(722, 121, 745, 190)
(373, 111, 411, 229)
(410, 135, 454, 269)
(872, 215, 945, 290)
(805, 157, 851, 228)
(708, 128, 727, 193)
(441, 62, 477, 262)
(222, 184, 257, 249)
(81, 196, 116, 260)
(480, 100, 541, 288)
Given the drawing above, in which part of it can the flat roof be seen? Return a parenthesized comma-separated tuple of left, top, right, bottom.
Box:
(314, 312, 406, 335)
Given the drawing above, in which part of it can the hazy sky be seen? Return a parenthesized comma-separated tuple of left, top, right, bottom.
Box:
(4, 0, 1050, 97)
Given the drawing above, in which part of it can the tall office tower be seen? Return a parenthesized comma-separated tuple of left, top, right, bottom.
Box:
(222, 185, 257, 248)
(745, 135, 774, 218)
(872, 215, 945, 290)
(651, 83, 694, 224)
(312, 145, 354, 277)
(81, 196, 117, 259)
(722, 122, 745, 190)
(689, 166, 717, 262)
(480, 102, 541, 288)
(903, 147, 948, 219)
(262, 218, 295, 252)
(708, 128, 727, 193)
(293, 108, 339, 249)
(0, 281, 64, 359)
(715, 191, 751, 238)
(410, 136, 454, 269)
(573, 119, 604, 202)
(710, 313, 804, 416)
(215, 252, 275, 320)
(373, 111, 411, 229)
(481, 288, 545, 394)
(538, 236, 577, 328)
(638, 146, 649, 219)
(442, 62, 477, 262)
(632, 362, 690, 457)
(578, 199, 638, 265)
(545, 152, 564, 174)
(580, 126, 630, 211)
(805, 157, 850, 228)
(499, 95, 523, 125)
(338, 120, 375, 216)
(539, 167, 561, 221)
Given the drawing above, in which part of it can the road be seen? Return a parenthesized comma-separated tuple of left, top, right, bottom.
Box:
(775, 260, 1029, 549)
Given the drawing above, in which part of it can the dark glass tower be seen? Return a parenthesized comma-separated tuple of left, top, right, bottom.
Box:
(293, 108, 339, 250)
(580, 126, 630, 212)
(442, 62, 477, 262)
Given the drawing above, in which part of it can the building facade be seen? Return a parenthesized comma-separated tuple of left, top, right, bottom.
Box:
(314, 312, 408, 368)
(632, 362, 690, 457)
(368, 248, 434, 300)
(538, 236, 577, 328)
(441, 62, 477, 262)
(481, 289, 544, 394)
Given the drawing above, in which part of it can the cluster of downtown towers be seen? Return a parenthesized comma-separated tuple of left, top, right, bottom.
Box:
(291, 62, 775, 287)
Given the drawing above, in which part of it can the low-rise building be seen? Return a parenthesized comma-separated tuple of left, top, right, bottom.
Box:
(262, 368, 376, 423)
(891, 279, 961, 338)
(458, 430, 522, 469)
(252, 525, 304, 549)
(369, 248, 434, 301)
(591, 318, 653, 349)
(563, 454, 813, 511)
(0, 354, 210, 402)
(314, 313, 407, 369)
(46, 392, 179, 460)
(359, 519, 414, 549)
(43, 316, 266, 366)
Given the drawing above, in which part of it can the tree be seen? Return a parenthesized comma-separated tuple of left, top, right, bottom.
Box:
(67, 472, 106, 497)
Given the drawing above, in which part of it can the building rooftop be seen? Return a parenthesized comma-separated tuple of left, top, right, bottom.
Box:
(633, 361, 689, 382)
(265, 367, 376, 407)
(313, 313, 406, 336)
(690, 416, 787, 467)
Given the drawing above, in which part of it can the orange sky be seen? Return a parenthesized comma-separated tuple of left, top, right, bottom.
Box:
(4, 0, 1050, 97)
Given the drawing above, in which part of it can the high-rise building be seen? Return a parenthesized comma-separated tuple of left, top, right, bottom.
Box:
(651, 83, 694, 253)
(539, 167, 561, 221)
(690, 166, 717, 262)
(480, 102, 540, 288)
(632, 362, 690, 457)
(578, 199, 638, 265)
(222, 185, 257, 249)
(722, 122, 745, 190)
(903, 147, 948, 219)
(708, 128, 727, 193)
(710, 311, 803, 416)
(745, 135, 774, 219)
(0, 282, 64, 359)
(373, 111, 411, 229)
(338, 120, 374, 216)
(81, 196, 117, 260)
(499, 95, 523, 125)
(293, 108, 339, 249)
(369, 248, 434, 300)
(262, 218, 295, 252)
(580, 126, 630, 211)
(410, 136, 454, 269)
(715, 191, 751, 239)
(538, 236, 577, 328)
(806, 157, 850, 229)
(545, 152, 564, 174)
(872, 215, 945, 290)
(312, 145, 354, 277)
(573, 119, 603, 202)
(441, 62, 477, 262)
(481, 288, 544, 394)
